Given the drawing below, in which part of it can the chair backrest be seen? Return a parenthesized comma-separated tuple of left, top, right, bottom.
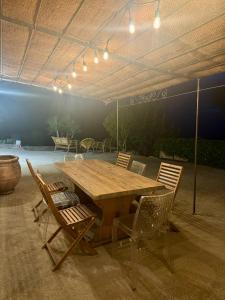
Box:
(132, 191, 175, 239)
(80, 138, 95, 151)
(26, 159, 38, 183)
(157, 162, 183, 198)
(130, 160, 147, 175)
(116, 152, 132, 169)
(36, 172, 63, 224)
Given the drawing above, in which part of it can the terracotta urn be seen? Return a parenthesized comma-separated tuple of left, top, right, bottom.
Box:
(0, 155, 21, 194)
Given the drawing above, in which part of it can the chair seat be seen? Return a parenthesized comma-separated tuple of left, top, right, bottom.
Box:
(60, 204, 96, 225)
(47, 181, 67, 193)
(52, 191, 80, 209)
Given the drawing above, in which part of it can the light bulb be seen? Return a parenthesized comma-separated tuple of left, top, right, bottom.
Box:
(129, 21, 135, 34)
(153, 15, 160, 29)
(53, 85, 57, 91)
(83, 63, 87, 72)
(94, 56, 99, 64)
(67, 83, 72, 90)
(72, 71, 77, 78)
(58, 88, 63, 94)
(103, 49, 109, 60)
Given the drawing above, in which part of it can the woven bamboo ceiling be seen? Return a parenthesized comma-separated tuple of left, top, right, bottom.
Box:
(0, 0, 225, 101)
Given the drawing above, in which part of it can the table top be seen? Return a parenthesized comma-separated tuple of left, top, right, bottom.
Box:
(55, 159, 164, 200)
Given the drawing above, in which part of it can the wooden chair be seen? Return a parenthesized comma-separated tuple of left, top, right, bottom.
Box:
(26, 159, 68, 221)
(129, 160, 146, 175)
(36, 174, 97, 271)
(116, 152, 132, 169)
(156, 162, 183, 209)
(112, 191, 175, 288)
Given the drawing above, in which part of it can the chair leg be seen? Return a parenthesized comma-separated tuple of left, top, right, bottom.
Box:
(42, 226, 62, 248)
(33, 199, 48, 222)
(52, 236, 80, 271)
(53, 218, 96, 271)
(42, 209, 50, 242)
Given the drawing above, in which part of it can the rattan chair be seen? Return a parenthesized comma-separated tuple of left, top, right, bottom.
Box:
(112, 191, 175, 288)
(116, 152, 132, 169)
(129, 160, 146, 175)
(36, 173, 97, 271)
(156, 162, 183, 209)
(26, 159, 68, 221)
(80, 138, 95, 152)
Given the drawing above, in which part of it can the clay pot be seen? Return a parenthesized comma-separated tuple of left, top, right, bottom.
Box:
(0, 155, 21, 194)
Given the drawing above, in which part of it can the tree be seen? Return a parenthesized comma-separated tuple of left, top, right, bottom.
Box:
(47, 115, 80, 138)
(103, 101, 176, 155)
(103, 107, 132, 151)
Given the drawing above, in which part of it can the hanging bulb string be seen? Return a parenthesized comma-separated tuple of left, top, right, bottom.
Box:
(50, 0, 161, 92)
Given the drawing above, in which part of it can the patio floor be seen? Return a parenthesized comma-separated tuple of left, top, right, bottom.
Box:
(1, 149, 225, 299)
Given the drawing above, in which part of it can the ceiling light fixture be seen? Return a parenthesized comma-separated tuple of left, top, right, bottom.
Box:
(67, 83, 72, 90)
(58, 88, 63, 94)
(128, 8, 135, 34)
(94, 49, 99, 64)
(153, 0, 161, 29)
(53, 85, 57, 91)
(83, 56, 88, 72)
(103, 40, 110, 60)
(72, 63, 77, 78)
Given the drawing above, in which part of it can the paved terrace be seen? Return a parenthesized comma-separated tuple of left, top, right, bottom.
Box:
(0, 148, 225, 299)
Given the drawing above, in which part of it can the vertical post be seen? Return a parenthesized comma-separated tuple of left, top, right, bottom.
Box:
(116, 99, 119, 152)
(193, 78, 200, 215)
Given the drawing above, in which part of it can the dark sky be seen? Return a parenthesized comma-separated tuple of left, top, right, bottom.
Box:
(0, 72, 225, 145)
(164, 73, 225, 139)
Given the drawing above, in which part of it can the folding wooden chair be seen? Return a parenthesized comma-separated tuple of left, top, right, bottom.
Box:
(116, 152, 132, 169)
(129, 160, 147, 175)
(36, 173, 97, 271)
(26, 159, 68, 221)
(156, 162, 183, 209)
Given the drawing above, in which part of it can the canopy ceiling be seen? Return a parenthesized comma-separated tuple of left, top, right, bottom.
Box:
(0, 0, 225, 102)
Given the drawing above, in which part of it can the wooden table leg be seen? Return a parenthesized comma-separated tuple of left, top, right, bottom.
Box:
(93, 195, 135, 244)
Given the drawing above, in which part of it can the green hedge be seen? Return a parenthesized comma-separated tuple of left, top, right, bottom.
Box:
(153, 138, 225, 169)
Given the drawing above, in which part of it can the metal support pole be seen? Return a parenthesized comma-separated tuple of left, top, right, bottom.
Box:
(193, 78, 200, 215)
(116, 99, 119, 152)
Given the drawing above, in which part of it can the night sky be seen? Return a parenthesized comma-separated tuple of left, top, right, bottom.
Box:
(0, 72, 225, 145)
(164, 72, 225, 140)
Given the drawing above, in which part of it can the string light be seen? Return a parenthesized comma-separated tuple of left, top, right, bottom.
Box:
(83, 56, 88, 72)
(94, 49, 99, 64)
(128, 8, 135, 34)
(72, 63, 77, 78)
(103, 40, 109, 60)
(67, 83, 72, 90)
(53, 85, 57, 91)
(58, 88, 63, 94)
(153, 0, 160, 29)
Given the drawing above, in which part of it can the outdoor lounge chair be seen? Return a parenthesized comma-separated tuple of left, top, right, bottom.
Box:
(112, 191, 175, 289)
(26, 159, 68, 221)
(129, 160, 147, 175)
(116, 152, 132, 169)
(36, 173, 97, 271)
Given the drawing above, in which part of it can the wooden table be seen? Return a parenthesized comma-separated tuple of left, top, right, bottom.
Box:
(55, 160, 164, 244)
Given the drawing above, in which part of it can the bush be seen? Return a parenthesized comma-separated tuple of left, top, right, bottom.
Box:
(154, 138, 225, 169)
